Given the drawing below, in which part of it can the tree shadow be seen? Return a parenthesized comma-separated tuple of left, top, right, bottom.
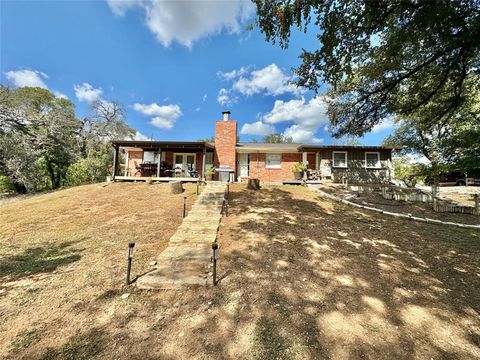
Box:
(0, 241, 82, 279)
(185, 185, 480, 359)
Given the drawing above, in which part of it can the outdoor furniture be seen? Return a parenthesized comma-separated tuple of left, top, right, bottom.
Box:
(307, 169, 321, 181)
(139, 163, 157, 177)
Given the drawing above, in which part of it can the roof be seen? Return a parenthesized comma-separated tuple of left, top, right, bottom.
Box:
(236, 142, 300, 153)
(297, 144, 399, 151)
(111, 140, 214, 151)
(237, 142, 397, 153)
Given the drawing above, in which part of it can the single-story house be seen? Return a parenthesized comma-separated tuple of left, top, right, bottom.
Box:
(111, 111, 396, 184)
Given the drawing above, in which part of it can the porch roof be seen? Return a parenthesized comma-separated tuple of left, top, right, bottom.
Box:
(297, 145, 399, 152)
(112, 140, 214, 151)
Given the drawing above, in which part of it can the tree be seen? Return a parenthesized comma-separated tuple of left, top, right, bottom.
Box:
(331, 136, 362, 146)
(0, 86, 80, 191)
(263, 133, 294, 143)
(254, 0, 480, 137)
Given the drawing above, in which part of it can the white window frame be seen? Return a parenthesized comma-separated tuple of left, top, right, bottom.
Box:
(265, 153, 281, 169)
(332, 151, 348, 168)
(365, 152, 381, 169)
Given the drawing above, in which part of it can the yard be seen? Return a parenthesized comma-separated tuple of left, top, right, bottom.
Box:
(0, 183, 479, 359)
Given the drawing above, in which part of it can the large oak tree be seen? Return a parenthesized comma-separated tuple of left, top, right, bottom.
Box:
(254, 0, 480, 137)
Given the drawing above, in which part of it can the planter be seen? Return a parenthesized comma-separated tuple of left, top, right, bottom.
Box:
(205, 175, 213, 181)
(293, 171, 303, 180)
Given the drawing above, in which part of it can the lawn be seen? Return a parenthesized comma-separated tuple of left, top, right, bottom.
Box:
(0, 183, 479, 359)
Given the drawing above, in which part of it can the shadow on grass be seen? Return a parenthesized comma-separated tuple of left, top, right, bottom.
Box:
(0, 241, 82, 279)
(40, 328, 105, 360)
(190, 185, 480, 359)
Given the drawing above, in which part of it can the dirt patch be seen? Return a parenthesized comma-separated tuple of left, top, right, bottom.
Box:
(1, 183, 479, 359)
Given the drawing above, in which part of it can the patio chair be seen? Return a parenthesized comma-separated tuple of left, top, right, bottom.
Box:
(134, 161, 142, 176)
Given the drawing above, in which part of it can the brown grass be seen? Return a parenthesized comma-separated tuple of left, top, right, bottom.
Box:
(1, 183, 479, 359)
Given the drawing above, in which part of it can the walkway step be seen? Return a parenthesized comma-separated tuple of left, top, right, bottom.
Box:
(137, 182, 225, 290)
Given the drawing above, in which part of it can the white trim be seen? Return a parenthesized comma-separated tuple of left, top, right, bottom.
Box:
(265, 153, 281, 169)
(332, 151, 348, 168)
(365, 151, 381, 169)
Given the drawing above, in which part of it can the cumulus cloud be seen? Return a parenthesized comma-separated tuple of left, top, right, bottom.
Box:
(240, 121, 276, 136)
(106, 0, 254, 48)
(74, 83, 103, 103)
(217, 66, 249, 81)
(5, 69, 48, 88)
(217, 88, 237, 106)
(262, 96, 328, 143)
(133, 131, 150, 141)
(5, 69, 69, 99)
(133, 102, 182, 129)
(233, 64, 303, 96)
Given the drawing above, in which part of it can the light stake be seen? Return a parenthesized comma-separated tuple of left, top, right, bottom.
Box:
(126, 242, 135, 285)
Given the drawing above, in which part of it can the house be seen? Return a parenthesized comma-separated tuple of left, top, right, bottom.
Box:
(111, 111, 395, 184)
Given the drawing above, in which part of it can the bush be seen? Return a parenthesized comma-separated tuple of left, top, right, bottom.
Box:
(66, 157, 109, 187)
(0, 176, 14, 193)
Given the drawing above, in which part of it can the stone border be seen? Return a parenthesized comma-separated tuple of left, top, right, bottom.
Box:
(308, 185, 480, 230)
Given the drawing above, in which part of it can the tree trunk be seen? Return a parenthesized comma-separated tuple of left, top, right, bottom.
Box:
(247, 178, 260, 190)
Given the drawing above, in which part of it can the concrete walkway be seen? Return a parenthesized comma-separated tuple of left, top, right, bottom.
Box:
(137, 182, 226, 289)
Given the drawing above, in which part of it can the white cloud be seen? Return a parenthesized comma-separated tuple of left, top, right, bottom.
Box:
(133, 102, 182, 129)
(283, 125, 324, 144)
(240, 121, 275, 136)
(217, 88, 237, 106)
(202, 94, 207, 102)
(5, 69, 48, 88)
(371, 118, 397, 133)
(262, 96, 328, 144)
(53, 90, 68, 99)
(217, 66, 249, 81)
(233, 64, 303, 96)
(134, 131, 150, 141)
(74, 83, 103, 103)
(107, 0, 255, 48)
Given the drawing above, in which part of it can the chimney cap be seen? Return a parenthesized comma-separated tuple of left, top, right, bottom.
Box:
(222, 111, 231, 115)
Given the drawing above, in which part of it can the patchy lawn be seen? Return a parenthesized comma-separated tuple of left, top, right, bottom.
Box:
(319, 184, 480, 225)
(0, 183, 479, 359)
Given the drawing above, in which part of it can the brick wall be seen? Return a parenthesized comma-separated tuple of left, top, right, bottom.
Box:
(247, 153, 302, 182)
(214, 120, 237, 174)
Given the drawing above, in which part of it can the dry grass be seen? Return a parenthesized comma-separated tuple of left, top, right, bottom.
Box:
(1, 183, 479, 359)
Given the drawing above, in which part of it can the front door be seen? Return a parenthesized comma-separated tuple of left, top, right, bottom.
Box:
(174, 153, 196, 177)
(238, 153, 249, 180)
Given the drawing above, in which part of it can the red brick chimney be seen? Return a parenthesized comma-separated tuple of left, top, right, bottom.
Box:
(214, 111, 237, 173)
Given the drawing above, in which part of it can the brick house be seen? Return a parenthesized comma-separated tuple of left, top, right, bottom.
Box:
(111, 111, 395, 184)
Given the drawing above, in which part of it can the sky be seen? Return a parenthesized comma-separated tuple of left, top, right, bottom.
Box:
(1, 0, 396, 145)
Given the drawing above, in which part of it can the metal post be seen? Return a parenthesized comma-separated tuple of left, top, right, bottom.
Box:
(126, 242, 135, 285)
(225, 198, 228, 217)
(475, 194, 479, 215)
(183, 196, 187, 218)
(227, 182, 230, 198)
(196, 180, 200, 195)
(211, 242, 218, 286)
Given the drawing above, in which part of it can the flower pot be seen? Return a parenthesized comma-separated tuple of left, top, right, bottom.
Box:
(206, 175, 213, 181)
(293, 171, 303, 180)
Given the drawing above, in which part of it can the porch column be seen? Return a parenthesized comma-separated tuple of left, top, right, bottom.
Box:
(156, 147, 162, 177)
(112, 144, 119, 181)
(124, 150, 129, 176)
(302, 151, 308, 181)
(202, 148, 207, 180)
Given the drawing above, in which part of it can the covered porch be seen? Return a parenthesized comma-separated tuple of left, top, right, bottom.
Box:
(111, 140, 215, 182)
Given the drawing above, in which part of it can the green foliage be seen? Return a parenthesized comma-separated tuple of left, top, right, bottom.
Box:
(263, 133, 293, 143)
(0, 86, 135, 193)
(392, 156, 428, 187)
(0, 176, 14, 193)
(292, 162, 307, 173)
(254, 1, 480, 137)
(205, 166, 216, 176)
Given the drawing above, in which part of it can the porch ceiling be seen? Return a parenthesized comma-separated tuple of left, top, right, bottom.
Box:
(112, 140, 214, 152)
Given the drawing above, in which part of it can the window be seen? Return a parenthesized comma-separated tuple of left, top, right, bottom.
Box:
(365, 152, 381, 169)
(143, 151, 155, 163)
(265, 154, 281, 169)
(332, 151, 347, 168)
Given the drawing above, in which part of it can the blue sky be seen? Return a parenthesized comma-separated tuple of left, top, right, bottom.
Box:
(1, 0, 394, 144)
